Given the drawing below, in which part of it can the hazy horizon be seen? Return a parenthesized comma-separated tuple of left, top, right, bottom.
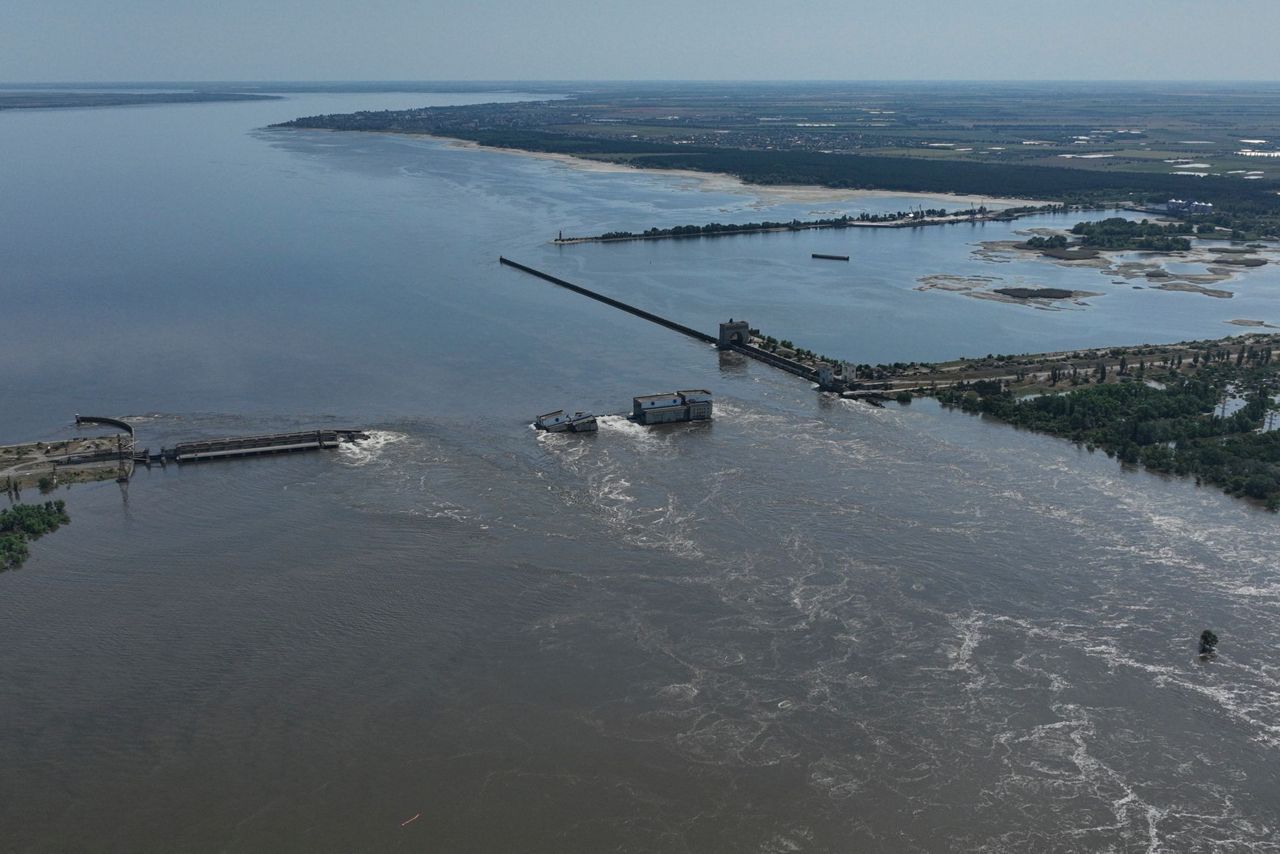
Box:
(6, 0, 1280, 84)
(5, 79, 1280, 86)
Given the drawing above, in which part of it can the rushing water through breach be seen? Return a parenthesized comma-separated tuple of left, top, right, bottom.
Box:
(1, 90, 1278, 852)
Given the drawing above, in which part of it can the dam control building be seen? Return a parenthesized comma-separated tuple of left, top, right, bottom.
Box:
(631, 390, 714, 425)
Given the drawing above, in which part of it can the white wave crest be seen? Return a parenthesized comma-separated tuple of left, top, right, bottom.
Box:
(596, 414, 667, 448)
(338, 430, 408, 466)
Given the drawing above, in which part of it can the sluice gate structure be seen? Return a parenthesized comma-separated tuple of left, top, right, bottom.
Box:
(498, 258, 819, 383)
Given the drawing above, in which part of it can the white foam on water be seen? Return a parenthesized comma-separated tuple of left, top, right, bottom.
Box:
(544, 434, 706, 559)
(946, 612, 985, 674)
(587, 468, 635, 514)
(713, 398, 784, 427)
(1011, 609, 1280, 752)
(807, 756, 866, 799)
(534, 428, 591, 463)
(760, 828, 814, 853)
(596, 414, 668, 449)
(394, 502, 475, 523)
(629, 492, 704, 557)
(657, 682, 700, 702)
(337, 430, 408, 466)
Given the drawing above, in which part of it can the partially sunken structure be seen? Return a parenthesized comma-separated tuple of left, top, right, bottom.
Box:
(534, 410, 598, 433)
(631, 391, 714, 425)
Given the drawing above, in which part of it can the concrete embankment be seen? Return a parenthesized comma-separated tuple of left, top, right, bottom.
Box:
(728, 342, 817, 381)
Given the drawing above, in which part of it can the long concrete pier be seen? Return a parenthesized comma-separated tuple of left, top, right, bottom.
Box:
(499, 257, 820, 384)
(499, 257, 717, 345)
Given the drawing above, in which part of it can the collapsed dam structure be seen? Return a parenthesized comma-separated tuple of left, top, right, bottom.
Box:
(3, 418, 369, 493)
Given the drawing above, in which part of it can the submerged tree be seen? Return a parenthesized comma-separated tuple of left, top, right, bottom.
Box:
(1199, 629, 1219, 657)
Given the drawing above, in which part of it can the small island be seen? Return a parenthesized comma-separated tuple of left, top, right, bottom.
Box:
(1211, 256, 1268, 267)
(990, 216, 1275, 298)
(1019, 217, 1194, 256)
(1069, 217, 1194, 251)
(915, 275, 1099, 306)
(992, 287, 1077, 300)
(551, 205, 1063, 245)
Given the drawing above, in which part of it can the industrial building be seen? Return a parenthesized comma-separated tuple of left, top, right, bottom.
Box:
(631, 390, 713, 425)
(1166, 198, 1213, 215)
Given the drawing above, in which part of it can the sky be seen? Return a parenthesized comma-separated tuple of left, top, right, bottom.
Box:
(4, 0, 1280, 83)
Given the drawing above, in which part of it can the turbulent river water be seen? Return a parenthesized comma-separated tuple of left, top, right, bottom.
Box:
(2, 90, 1278, 853)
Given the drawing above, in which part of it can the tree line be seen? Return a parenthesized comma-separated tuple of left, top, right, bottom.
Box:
(1069, 217, 1193, 251)
(937, 361, 1280, 509)
(587, 209, 975, 241)
(1, 500, 70, 570)
(273, 113, 1280, 215)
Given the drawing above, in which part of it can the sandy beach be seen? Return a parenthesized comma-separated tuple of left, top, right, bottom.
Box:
(432, 135, 1046, 207)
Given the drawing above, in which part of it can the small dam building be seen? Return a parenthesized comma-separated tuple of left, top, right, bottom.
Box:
(718, 319, 751, 349)
(632, 390, 713, 425)
(816, 361, 856, 392)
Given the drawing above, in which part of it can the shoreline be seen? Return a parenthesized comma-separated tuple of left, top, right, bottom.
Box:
(405, 132, 1050, 207)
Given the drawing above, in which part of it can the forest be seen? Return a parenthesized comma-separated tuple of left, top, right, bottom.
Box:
(356, 123, 1280, 209)
(937, 357, 1280, 509)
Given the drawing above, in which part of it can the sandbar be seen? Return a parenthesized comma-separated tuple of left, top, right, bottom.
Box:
(434, 136, 1047, 207)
